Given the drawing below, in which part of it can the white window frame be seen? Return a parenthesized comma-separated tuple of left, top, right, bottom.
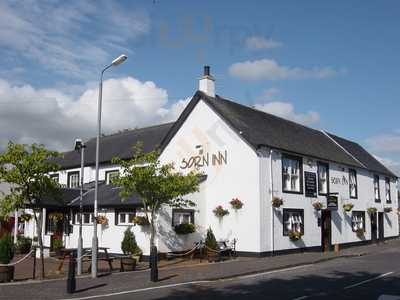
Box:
(317, 162, 329, 195)
(374, 175, 380, 202)
(172, 209, 194, 226)
(351, 211, 365, 231)
(385, 177, 391, 203)
(73, 212, 94, 225)
(68, 171, 80, 188)
(118, 212, 136, 225)
(349, 169, 358, 199)
(282, 155, 303, 193)
(105, 170, 119, 185)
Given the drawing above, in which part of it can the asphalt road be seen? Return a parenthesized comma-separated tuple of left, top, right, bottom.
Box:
(59, 246, 400, 300)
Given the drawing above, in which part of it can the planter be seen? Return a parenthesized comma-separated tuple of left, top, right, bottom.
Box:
(355, 229, 365, 239)
(0, 266, 14, 283)
(206, 249, 220, 263)
(120, 257, 137, 272)
(367, 207, 377, 214)
(312, 201, 323, 211)
(343, 203, 354, 212)
(288, 231, 303, 241)
(96, 216, 108, 225)
(272, 197, 283, 208)
(213, 206, 229, 218)
(174, 223, 195, 235)
(230, 198, 244, 210)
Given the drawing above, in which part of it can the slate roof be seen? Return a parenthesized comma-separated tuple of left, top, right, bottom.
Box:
(54, 123, 174, 170)
(161, 91, 396, 178)
(326, 133, 397, 177)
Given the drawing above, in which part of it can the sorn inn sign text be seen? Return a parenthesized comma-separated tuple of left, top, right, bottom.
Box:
(180, 150, 228, 169)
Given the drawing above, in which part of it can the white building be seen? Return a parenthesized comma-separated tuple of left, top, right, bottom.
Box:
(24, 66, 399, 257)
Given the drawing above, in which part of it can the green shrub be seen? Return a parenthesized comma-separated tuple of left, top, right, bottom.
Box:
(205, 227, 218, 250)
(121, 227, 141, 255)
(0, 234, 14, 264)
(52, 238, 63, 251)
(16, 236, 32, 254)
(174, 223, 195, 235)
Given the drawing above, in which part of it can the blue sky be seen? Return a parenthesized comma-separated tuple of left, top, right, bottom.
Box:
(0, 0, 400, 174)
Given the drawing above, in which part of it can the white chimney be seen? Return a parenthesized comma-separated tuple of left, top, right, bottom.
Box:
(199, 65, 215, 97)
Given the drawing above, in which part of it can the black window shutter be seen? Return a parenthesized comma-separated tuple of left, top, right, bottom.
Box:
(115, 210, 119, 225)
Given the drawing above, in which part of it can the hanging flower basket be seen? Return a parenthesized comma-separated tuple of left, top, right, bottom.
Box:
(355, 228, 365, 238)
(288, 231, 303, 241)
(271, 197, 283, 208)
(343, 203, 354, 212)
(96, 215, 108, 225)
(133, 216, 150, 226)
(230, 198, 244, 210)
(19, 214, 32, 222)
(213, 205, 229, 218)
(312, 201, 324, 211)
(384, 207, 392, 213)
(48, 212, 63, 222)
(174, 223, 195, 235)
(367, 207, 377, 214)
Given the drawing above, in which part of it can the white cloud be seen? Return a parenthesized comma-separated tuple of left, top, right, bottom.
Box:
(254, 88, 320, 127)
(0, 77, 189, 151)
(366, 132, 400, 153)
(0, 1, 150, 79)
(245, 36, 282, 50)
(229, 59, 338, 80)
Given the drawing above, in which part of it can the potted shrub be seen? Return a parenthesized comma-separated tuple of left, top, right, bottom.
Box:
(384, 207, 392, 213)
(355, 228, 365, 238)
(367, 207, 377, 214)
(52, 238, 63, 256)
(272, 197, 283, 208)
(0, 234, 15, 283)
(204, 227, 219, 262)
(343, 203, 354, 212)
(16, 236, 32, 254)
(312, 201, 323, 211)
(133, 216, 150, 226)
(230, 198, 244, 210)
(288, 231, 303, 241)
(174, 223, 195, 235)
(121, 227, 142, 271)
(213, 206, 229, 218)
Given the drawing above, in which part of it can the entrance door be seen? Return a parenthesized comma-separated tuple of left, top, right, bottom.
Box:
(321, 210, 332, 252)
(378, 212, 384, 242)
(370, 212, 378, 243)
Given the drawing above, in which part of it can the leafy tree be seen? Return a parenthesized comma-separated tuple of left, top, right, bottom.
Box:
(0, 142, 60, 279)
(112, 144, 201, 280)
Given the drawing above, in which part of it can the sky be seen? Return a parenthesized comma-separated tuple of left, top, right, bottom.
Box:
(0, 0, 400, 175)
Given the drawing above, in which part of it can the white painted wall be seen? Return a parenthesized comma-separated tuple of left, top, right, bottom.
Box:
(159, 99, 262, 253)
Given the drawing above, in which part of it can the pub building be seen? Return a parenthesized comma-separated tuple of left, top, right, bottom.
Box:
(22, 66, 398, 257)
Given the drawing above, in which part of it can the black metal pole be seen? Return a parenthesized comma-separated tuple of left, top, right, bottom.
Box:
(32, 247, 36, 280)
(66, 250, 76, 294)
(150, 245, 158, 282)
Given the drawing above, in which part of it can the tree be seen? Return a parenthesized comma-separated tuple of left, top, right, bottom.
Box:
(112, 144, 201, 281)
(0, 142, 60, 279)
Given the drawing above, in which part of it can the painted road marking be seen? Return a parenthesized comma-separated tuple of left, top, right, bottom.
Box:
(377, 295, 400, 300)
(344, 272, 394, 290)
(292, 296, 309, 300)
(59, 265, 313, 300)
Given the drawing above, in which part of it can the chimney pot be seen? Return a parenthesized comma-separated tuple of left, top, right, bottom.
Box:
(204, 65, 210, 76)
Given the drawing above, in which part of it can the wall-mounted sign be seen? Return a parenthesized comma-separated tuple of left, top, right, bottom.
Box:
(180, 150, 227, 169)
(304, 171, 317, 197)
(327, 194, 338, 209)
(331, 175, 348, 185)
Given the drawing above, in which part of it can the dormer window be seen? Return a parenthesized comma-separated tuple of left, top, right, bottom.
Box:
(67, 171, 80, 188)
(105, 170, 119, 185)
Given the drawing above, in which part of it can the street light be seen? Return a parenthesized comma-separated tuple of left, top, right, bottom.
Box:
(74, 139, 85, 276)
(92, 54, 127, 278)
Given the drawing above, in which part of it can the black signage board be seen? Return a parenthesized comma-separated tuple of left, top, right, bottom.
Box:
(327, 194, 338, 209)
(304, 171, 317, 198)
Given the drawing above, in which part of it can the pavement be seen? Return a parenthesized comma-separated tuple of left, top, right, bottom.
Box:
(0, 239, 399, 300)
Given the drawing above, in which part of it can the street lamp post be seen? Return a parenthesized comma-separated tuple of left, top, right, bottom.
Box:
(92, 54, 127, 278)
(74, 139, 86, 276)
